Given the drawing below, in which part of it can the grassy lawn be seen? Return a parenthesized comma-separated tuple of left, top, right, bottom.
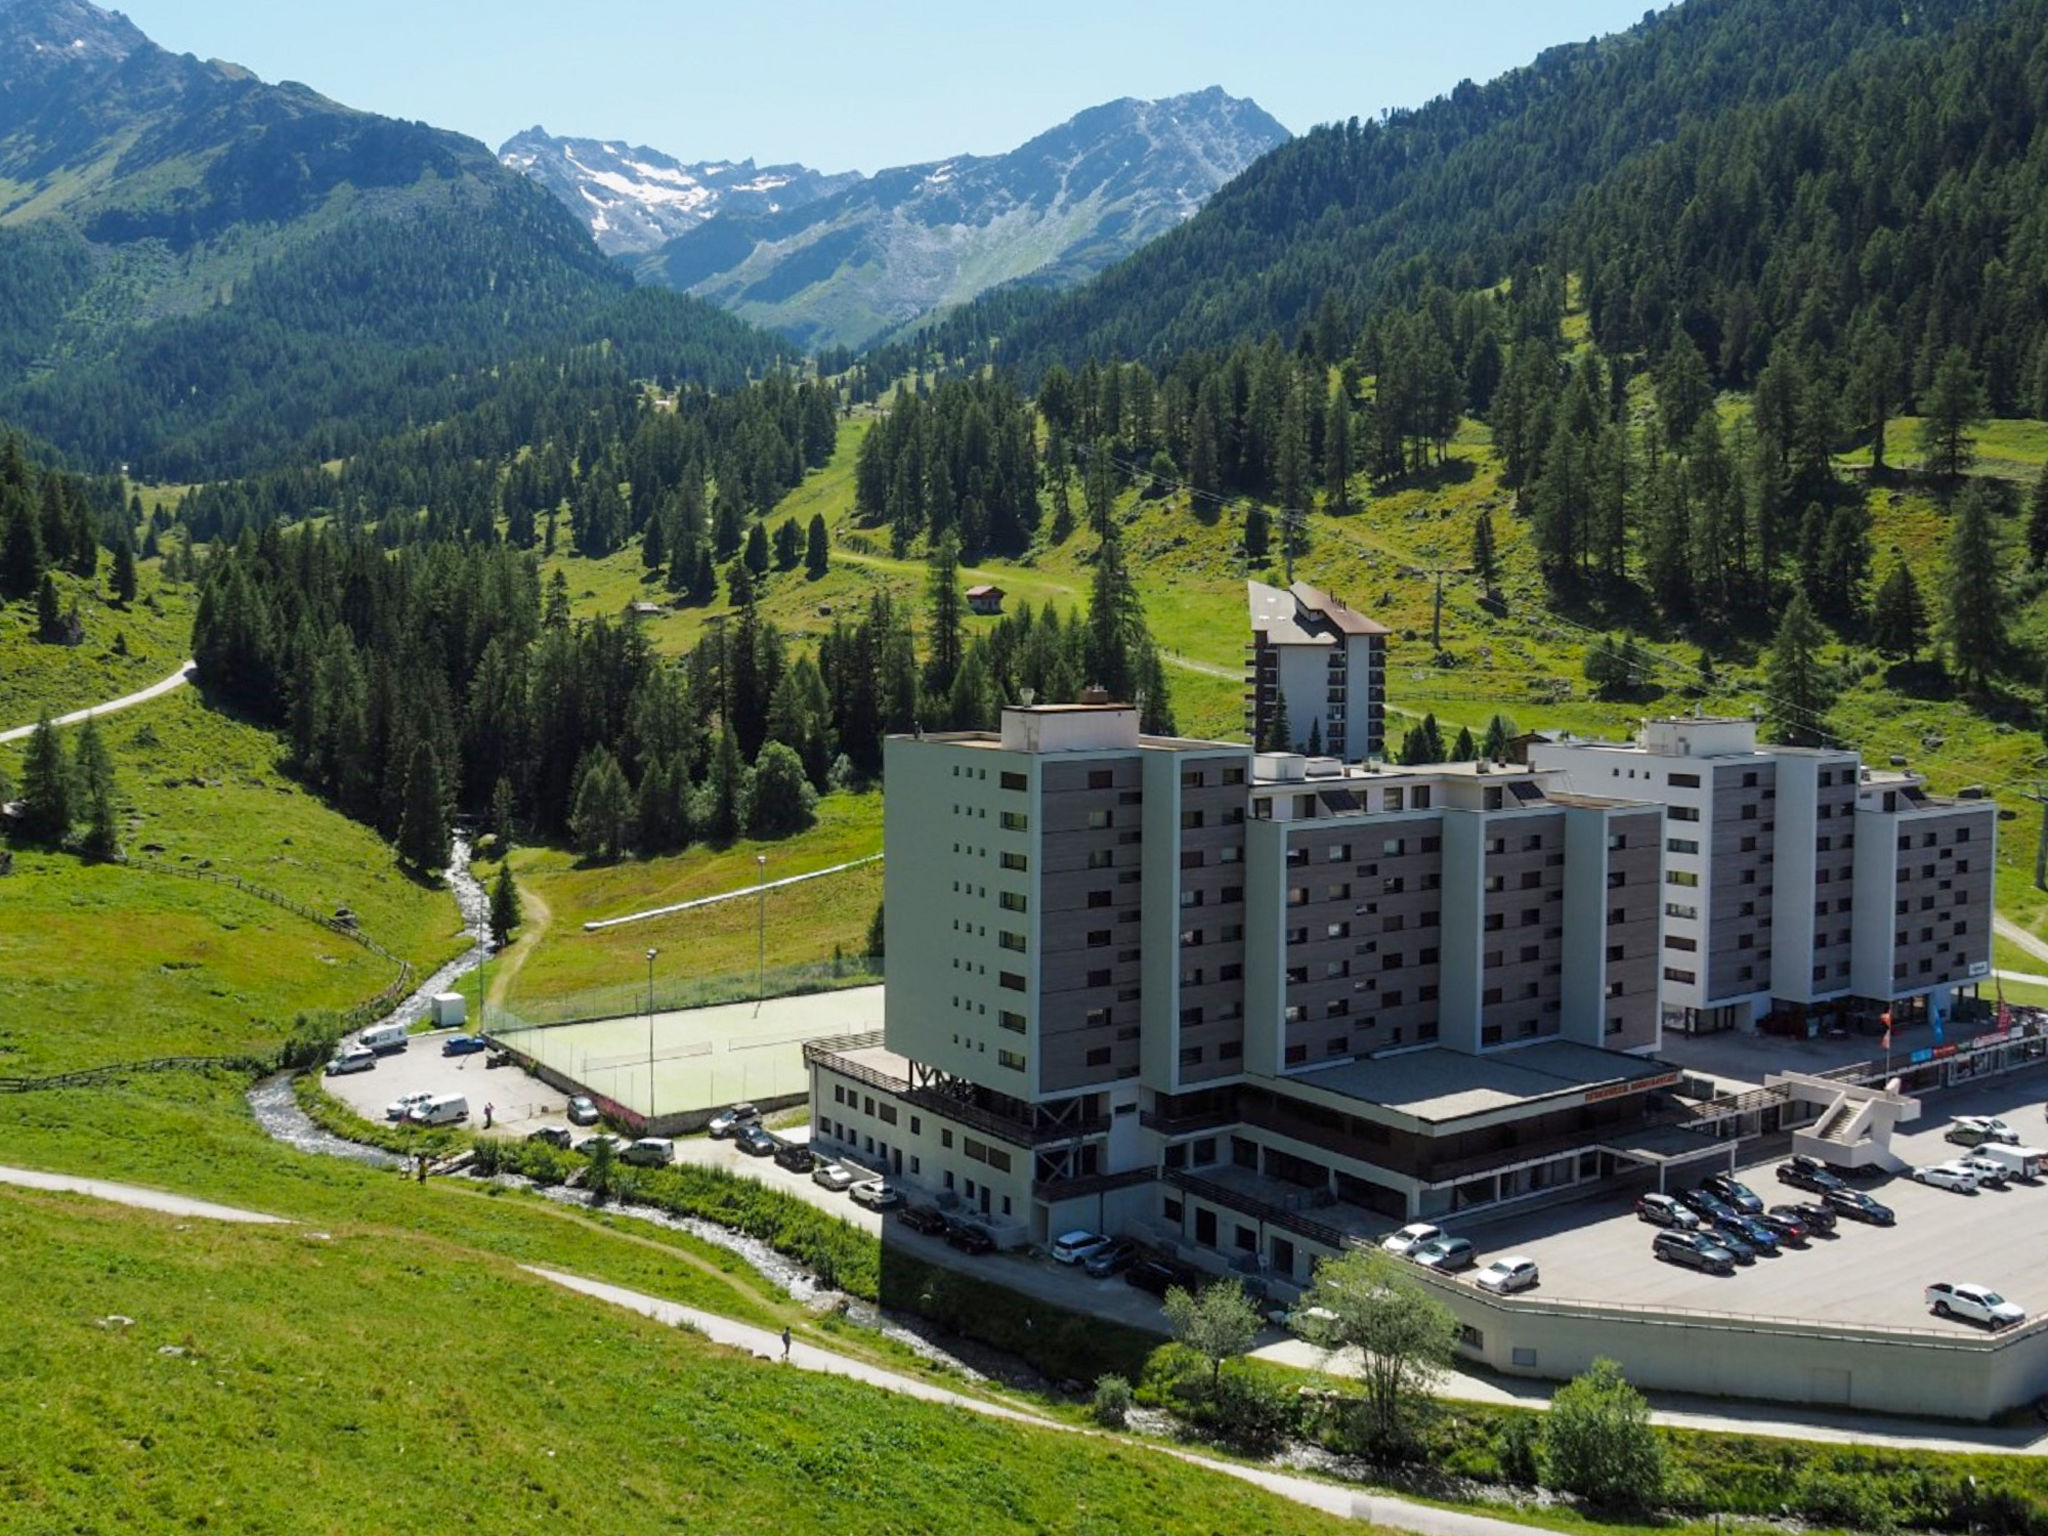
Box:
(0, 690, 466, 1075)
(0, 1137, 1366, 1535)
(489, 792, 883, 1015)
(0, 556, 197, 728)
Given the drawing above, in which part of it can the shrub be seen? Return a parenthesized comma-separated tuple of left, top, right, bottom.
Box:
(1795, 1467, 1897, 1533)
(1540, 1359, 1667, 1513)
(1092, 1373, 1133, 1428)
(1495, 1413, 1541, 1486)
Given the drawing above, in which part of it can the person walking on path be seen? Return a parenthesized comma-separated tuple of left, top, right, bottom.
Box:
(781, 1325, 792, 1360)
(484, 1103, 494, 1129)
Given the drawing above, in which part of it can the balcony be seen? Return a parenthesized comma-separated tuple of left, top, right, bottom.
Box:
(1164, 1168, 1373, 1251)
(1035, 1166, 1156, 1203)
(902, 1085, 1110, 1149)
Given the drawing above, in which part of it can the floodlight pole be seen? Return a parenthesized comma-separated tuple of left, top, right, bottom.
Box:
(756, 854, 768, 1007)
(646, 947, 658, 1126)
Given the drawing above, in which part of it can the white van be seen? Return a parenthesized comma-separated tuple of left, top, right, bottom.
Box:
(1974, 1143, 2045, 1180)
(407, 1092, 470, 1127)
(358, 1022, 409, 1055)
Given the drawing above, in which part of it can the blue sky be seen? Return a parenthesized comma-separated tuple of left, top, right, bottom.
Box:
(112, 1, 1662, 172)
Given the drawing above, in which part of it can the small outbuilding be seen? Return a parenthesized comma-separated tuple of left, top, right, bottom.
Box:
(966, 584, 1005, 616)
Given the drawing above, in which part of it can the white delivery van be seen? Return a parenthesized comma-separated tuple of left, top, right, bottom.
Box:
(621, 1137, 675, 1167)
(358, 1022, 409, 1055)
(408, 1092, 470, 1127)
(1976, 1143, 2045, 1180)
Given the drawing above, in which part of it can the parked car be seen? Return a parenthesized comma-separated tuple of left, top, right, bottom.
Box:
(1635, 1193, 1701, 1230)
(575, 1132, 625, 1157)
(1473, 1255, 1539, 1294)
(1970, 1142, 2044, 1181)
(1654, 1230, 1738, 1276)
(1380, 1222, 1445, 1257)
(1704, 1219, 1759, 1265)
(1823, 1187, 1896, 1225)
(1776, 1156, 1845, 1195)
(527, 1126, 572, 1149)
(1714, 1212, 1781, 1255)
(620, 1136, 674, 1168)
(326, 1044, 376, 1076)
(1925, 1281, 2026, 1329)
(707, 1103, 762, 1138)
(1914, 1161, 1981, 1194)
(1411, 1236, 1477, 1273)
(772, 1140, 816, 1173)
(1050, 1229, 1113, 1265)
(1947, 1114, 2020, 1147)
(1677, 1188, 1736, 1223)
(811, 1161, 858, 1191)
(1959, 1154, 2011, 1189)
(1758, 1205, 1812, 1243)
(1124, 1256, 1200, 1296)
(384, 1090, 434, 1122)
(944, 1220, 996, 1255)
(897, 1204, 950, 1235)
(849, 1180, 903, 1211)
(1083, 1238, 1140, 1277)
(734, 1124, 779, 1157)
(566, 1095, 600, 1126)
(1699, 1174, 1765, 1214)
(440, 1034, 489, 1056)
(1783, 1200, 1837, 1235)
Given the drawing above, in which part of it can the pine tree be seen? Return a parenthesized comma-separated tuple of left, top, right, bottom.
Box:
(490, 775, 517, 848)
(772, 518, 802, 570)
(1481, 713, 1514, 763)
(1918, 347, 1987, 479)
(1452, 725, 1477, 761)
(1323, 387, 1354, 513)
(1471, 506, 1498, 587)
(35, 571, 61, 641)
(396, 741, 450, 871)
(73, 714, 118, 861)
(1870, 561, 1928, 659)
(1, 493, 42, 600)
(1944, 480, 2006, 693)
(488, 863, 523, 946)
(743, 521, 770, 577)
(1264, 689, 1291, 752)
(543, 569, 571, 628)
(696, 722, 745, 844)
(640, 506, 667, 572)
(1243, 503, 1271, 561)
(16, 714, 73, 845)
(1305, 717, 1323, 756)
(2028, 463, 2048, 568)
(1764, 592, 1837, 746)
(111, 534, 137, 605)
(805, 513, 830, 578)
(569, 748, 631, 861)
(924, 530, 965, 698)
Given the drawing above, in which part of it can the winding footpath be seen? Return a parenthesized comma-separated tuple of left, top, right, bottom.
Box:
(0, 661, 196, 743)
(0, 1161, 1527, 1536)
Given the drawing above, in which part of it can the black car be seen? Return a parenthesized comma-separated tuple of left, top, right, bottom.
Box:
(772, 1140, 816, 1173)
(526, 1125, 572, 1149)
(897, 1204, 949, 1235)
(1653, 1229, 1737, 1275)
(1699, 1174, 1765, 1214)
(944, 1220, 996, 1255)
(735, 1125, 780, 1157)
(1083, 1238, 1141, 1278)
(1775, 1156, 1845, 1195)
(1124, 1257, 1201, 1296)
(1758, 1205, 1811, 1243)
(1677, 1188, 1737, 1223)
(1715, 1213, 1781, 1255)
(1784, 1200, 1837, 1235)
(1823, 1186, 1896, 1225)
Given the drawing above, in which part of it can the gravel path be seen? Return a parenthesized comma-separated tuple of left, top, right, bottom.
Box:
(0, 661, 195, 743)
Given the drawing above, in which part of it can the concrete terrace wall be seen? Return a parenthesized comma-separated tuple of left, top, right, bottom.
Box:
(1417, 1269, 2048, 1421)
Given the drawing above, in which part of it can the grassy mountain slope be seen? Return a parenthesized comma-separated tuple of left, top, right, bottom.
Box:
(0, 0, 793, 478)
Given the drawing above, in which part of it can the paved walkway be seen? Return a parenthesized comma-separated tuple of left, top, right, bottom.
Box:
(0, 661, 195, 743)
(584, 855, 882, 931)
(0, 1163, 287, 1224)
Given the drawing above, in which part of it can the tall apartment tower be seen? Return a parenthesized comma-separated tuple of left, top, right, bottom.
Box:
(1530, 718, 1994, 1037)
(810, 702, 1680, 1280)
(1246, 580, 1386, 761)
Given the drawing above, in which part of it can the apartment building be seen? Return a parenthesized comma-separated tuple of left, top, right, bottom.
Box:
(808, 700, 1685, 1286)
(1245, 580, 1387, 761)
(1529, 718, 1994, 1036)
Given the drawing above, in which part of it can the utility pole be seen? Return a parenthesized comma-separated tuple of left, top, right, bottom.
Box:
(2029, 783, 2048, 892)
(645, 947, 658, 1125)
(1432, 568, 1446, 653)
(755, 853, 768, 1008)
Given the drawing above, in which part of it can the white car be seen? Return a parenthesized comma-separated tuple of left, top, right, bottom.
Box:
(707, 1103, 762, 1138)
(1959, 1155, 2011, 1189)
(1948, 1115, 2019, 1146)
(1380, 1222, 1444, 1257)
(1926, 1281, 2026, 1329)
(811, 1162, 858, 1192)
(849, 1180, 903, 1211)
(1914, 1161, 1981, 1194)
(384, 1091, 434, 1122)
(325, 1044, 375, 1076)
(1473, 1255, 1540, 1295)
(1050, 1229, 1113, 1265)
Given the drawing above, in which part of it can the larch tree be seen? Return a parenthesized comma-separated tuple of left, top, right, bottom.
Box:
(1918, 347, 1987, 479)
(17, 714, 73, 845)
(1869, 561, 1928, 659)
(73, 714, 118, 861)
(1764, 591, 1836, 746)
(1943, 479, 2006, 693)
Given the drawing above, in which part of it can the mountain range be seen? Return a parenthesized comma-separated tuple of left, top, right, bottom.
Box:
(504, 89, 1289, 352)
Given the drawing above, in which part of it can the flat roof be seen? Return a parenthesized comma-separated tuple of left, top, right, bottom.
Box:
(1285, 1041, 1671, 1125)
(1599, 1122, 1730, 1167)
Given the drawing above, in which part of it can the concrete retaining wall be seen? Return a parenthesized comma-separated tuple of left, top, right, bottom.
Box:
(1418, 1271, 2048, 1420)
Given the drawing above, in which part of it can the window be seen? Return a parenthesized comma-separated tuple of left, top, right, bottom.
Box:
(999, 1010, 1026, 1034)
(1666, 902, 1697, 920)
(1084, 1007, 1110, 1028)
(1669, 772, 1700, 788)
(999, 972, 1027, 992)
(1087, 769, 1114, 790)
(1086, 1046, 1112, 1067)
(1088, 889, 1113, 908)
(998, 931, 1027, 952)
(997, 1050, 1027, 1072)
(1087, 929, 1112, 948)
(999, 811, 1029, 831)
(1667, 838, 1699, 855)
(1180, 809, 1206, 830)
(1086, 809, 1112, 830)
(1087, 968, 1111, 987)
(1669, 805, 1700, 823)
(1000, 851, 1028, 871)
(1667, 870, 1699, 888)
(1663, 966, 1696, 984)
(999, 891, 1027, 912)
(1180, 1045, 1205, 1067)
(1000, 771, 1027, 791)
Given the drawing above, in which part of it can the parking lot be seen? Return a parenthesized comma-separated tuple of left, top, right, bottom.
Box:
(1440, 1071, 2048, 1332)
(320, 1026, 566, 1133)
